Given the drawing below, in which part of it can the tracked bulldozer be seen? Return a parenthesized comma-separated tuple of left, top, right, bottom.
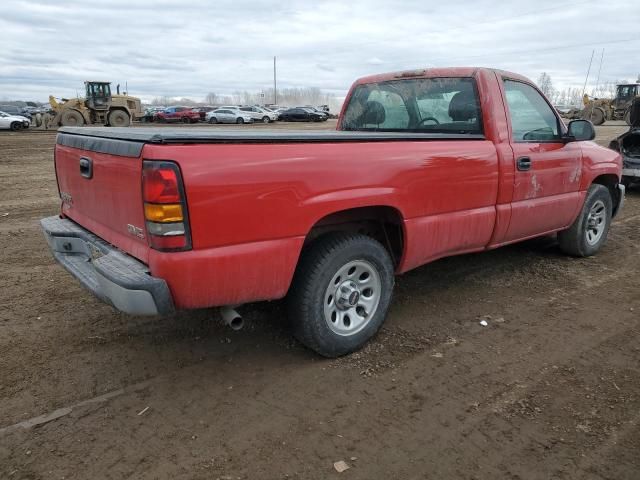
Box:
(48, 81, 144, 128)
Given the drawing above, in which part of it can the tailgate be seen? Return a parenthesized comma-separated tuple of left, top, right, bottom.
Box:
(55, 132, 150, 263)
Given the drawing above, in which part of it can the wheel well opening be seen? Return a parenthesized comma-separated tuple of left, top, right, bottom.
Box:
(304, 206, 404, 266)
(593, 174, 621, 214)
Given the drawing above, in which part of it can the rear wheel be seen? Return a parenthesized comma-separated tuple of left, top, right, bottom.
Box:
(108, 109, 130, 127)
(10, 121, 23, 131)
(208, 117, 218, 124)
(287, 233, 395, 357)
(61, 110, 85, 127)
(624, 109, 631, 126)
(236, 117, 244, 124)
(558, 184, 612, 257)
(182, 117, 190, 124)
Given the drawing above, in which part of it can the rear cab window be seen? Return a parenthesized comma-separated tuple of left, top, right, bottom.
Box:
(341, 77, 483, 134)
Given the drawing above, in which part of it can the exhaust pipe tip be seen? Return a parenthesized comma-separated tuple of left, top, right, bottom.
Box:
(220, 306, 244, 331)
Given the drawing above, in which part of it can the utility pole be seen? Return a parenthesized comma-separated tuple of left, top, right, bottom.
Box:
(592, 49, 605, 97)
(581, 49, 595, 99)
(273, 56, 277, 105)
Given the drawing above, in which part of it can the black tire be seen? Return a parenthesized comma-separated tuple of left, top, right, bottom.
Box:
(558, 184, 612, 257)
(108, 109, 130, 127)
(10, 122, 23, 131)
(624, 109, 631, 126)
(236, 118, 244, 124)
(60, 110, 84, 127)
(583, 107, 605, 126)
(262, 116, 270, 124)
(287, 233, 395, 357)
(208, 117, 218, 124)
(182, 117, 190, 124)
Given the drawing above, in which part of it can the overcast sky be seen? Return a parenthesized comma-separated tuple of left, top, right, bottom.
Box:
(1, 0, 638, 103)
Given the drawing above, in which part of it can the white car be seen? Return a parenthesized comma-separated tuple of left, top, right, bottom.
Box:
(238, 106, 278, 123)
(205, 108, 254, 124)
(0, 111, 30, 131)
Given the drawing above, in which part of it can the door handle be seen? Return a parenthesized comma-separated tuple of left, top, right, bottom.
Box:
(79, 157, 93, 179)
(516, 156, 532, 171)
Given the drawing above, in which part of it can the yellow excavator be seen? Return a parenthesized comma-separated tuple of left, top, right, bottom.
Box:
(48, 81, 144, 128)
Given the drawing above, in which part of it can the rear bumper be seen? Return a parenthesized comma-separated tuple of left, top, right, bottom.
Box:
(40, 216, 174, 316)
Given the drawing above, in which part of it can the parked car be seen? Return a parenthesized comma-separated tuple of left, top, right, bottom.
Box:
(0, 111, 31, 130)
(191, 106, 218, 122)
(205, 108, 254, 124)
(278, 107, 326, 122)
(238, 106, 278, 123)
(140, 106, 165, 123)
(609, 97, 640, 187)
(0, 105, 28, 117)
(154, 106, 201, 124)
(303, 106, 329, 120)
(42, 67, 623, 357)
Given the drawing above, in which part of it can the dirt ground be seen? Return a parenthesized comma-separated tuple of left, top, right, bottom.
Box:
(1, 120, 639, 480)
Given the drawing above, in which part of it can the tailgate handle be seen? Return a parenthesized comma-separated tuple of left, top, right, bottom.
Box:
(79, 157, 93, 179)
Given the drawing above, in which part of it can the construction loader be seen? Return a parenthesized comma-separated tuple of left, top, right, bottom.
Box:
(579, 82, 640, 126)
(48, 81, 144, 128)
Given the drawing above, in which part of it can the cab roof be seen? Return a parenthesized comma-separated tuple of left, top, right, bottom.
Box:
(353, 67, 531, 85)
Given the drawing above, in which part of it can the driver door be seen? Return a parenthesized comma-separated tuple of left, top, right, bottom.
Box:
(502, 79, 583, 242)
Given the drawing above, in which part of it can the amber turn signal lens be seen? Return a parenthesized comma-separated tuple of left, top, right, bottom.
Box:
(144, 203, 183, 223)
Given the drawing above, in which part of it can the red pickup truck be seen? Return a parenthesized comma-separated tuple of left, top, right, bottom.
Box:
(41, 67, 624, 357)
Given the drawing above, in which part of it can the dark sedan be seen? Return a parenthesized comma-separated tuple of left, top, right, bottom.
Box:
(278, 107, 326, 122)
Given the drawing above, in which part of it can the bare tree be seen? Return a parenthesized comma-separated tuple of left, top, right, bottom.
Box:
(205, 92, 217, 104)
(537, 72, 555, 100)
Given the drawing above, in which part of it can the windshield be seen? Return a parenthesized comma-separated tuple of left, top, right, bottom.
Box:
(341, 77, 482, 134)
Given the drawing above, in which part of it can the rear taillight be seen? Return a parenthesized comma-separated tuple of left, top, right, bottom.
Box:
(142, 161, 191, 251)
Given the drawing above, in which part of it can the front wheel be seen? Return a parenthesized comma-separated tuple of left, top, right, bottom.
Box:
(262, 116, 270, 123)
(287, 233, 395, 357)
(558, 184, 612, 257)
(10, 122, 23, 131)
(236, 117, 244, 124)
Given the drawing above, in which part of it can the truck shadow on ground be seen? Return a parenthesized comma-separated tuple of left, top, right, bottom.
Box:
(117, 232, 574, 362)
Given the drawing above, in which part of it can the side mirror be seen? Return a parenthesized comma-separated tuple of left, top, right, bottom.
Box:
(567, 119, 595, 141)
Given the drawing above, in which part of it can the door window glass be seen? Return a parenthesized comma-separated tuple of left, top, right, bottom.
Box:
(504, 80, 560, 141)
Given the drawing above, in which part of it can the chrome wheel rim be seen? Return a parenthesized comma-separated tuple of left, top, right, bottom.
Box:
(323, 260, 381, 336)
(585, 199, 606, 245)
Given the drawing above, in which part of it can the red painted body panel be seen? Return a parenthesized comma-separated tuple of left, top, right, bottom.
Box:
(142, 140, 499, 250)
(149, 237, 305, 308)
(53, 67, 623, 310)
